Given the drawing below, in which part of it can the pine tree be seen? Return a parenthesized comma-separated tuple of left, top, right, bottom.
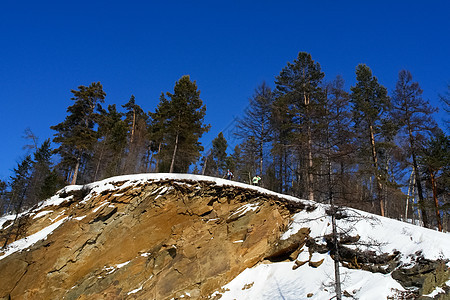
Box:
(392, 70, 438, 227)
(38, 170, 64, 202)
(51, 82, 106, 185)
(350, 64, 390, 216)
(93, 104, 128, 180)
(211, 132, 228, 177)
(275, 52, 325, 200)
(2, 156, 32, 248)
(151, 75, 210, 173)
(122, 95, 139, 144)
(122, 96, 149, 174)
(8, 156, 32, 213)
(26, 139, 58, 206)
(149, 93, 171, 172)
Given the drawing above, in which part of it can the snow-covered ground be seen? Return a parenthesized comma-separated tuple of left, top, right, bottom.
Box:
(213, 255, 405, 300)
(1, 173, 449, 299)
(214, 204, 450, 299)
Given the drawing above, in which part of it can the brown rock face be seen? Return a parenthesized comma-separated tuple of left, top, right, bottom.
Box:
(0, 179, 308, 300)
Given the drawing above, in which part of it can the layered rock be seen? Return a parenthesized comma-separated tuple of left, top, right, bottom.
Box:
(0, 175, 448, 299)
(0, 178, 310, 299)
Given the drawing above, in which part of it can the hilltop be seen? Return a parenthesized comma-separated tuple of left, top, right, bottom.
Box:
(0, 174, 449, 299)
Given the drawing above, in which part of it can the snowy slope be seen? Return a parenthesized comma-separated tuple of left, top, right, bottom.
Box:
(214, 204, 450, 299)
(1, 173, 449, 299)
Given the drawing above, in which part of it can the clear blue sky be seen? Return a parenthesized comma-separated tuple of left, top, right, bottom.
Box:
(1, 1, 449, 181)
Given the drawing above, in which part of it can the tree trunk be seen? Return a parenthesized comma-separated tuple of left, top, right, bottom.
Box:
(155, 142, 162, 172)
(202, 152, 209, 175)
(430, 171, 443, 232)
(331, 205, 342, 300)
(405, 170, 415, 221)
(94, 142, 106, 182)
(259, 144, 263, 177)
(369, 124, 384, 216)
(71, 155, 81, 185)
(326, 119, 341, 300)
(260, 122, 264, 176)
(169, 133, 179, 173)
(277, 145, 283, 193)
(408, 127, 429, 227)
(304, 93, 314, 201)
(130, 107, 136, 144)
(307, 132, 314, 201)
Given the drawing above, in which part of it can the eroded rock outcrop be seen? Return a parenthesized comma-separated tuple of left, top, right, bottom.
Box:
(0, 179, 310, 299)
(0, 176, 448, 299)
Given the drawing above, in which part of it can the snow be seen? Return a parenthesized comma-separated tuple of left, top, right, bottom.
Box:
(32, 210, 53, 219)
(103, 266, 116, 275)
(127, 286, 143, 295)
(39, 193, 74, 209)
(336, 209, 450, 261)
(281, 205, 329, 240)
(0, 217, 67, 261)
(49, 210, 66, 222)
(281, 206, 450, 262)
(98, 260, 132, 278)
(423, 286, 445, 298)
(230, 203, 260, 218)
(215, 256, 405, 300)
(92, 201, 108, 213)
(116, 260, 130, 268)
(297, 245, 310, 261)
(0, 214, 17, 229)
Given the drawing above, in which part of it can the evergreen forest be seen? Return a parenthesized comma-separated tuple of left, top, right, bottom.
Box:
(1, 53, 449, 232)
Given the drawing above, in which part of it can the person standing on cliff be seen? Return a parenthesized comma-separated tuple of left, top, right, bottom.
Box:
(227, 169, 234, 180)
(252, 175, 261, 186)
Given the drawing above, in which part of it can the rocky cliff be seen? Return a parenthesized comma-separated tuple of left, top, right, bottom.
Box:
(0, 174, 449, 299)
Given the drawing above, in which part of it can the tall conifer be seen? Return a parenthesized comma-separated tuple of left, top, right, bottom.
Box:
(51, 82, 106, 184)
(275, 52, 325, 200)
(122, 96, 149, 174)
(151, 75, 210, 173)
(26, 139, 58, 206)
(211, 132, 228, 176)
(93, 104, 128, 180)
(350, 65, 390, 216)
